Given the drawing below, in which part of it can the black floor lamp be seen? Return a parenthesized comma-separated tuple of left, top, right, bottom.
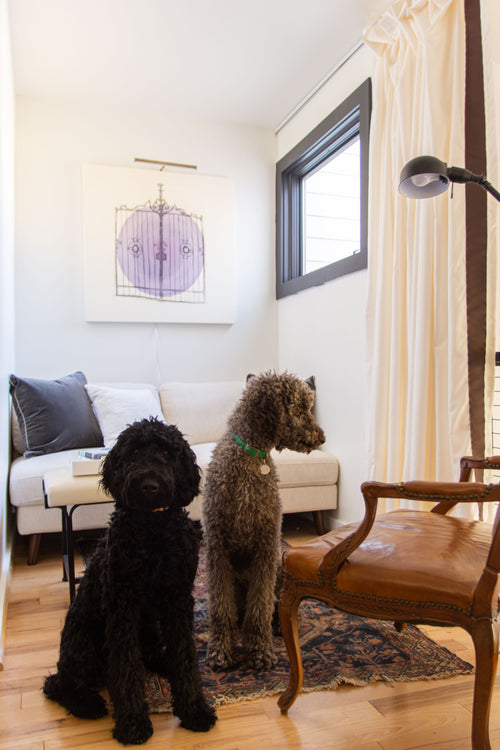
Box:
(399, 155, 500, 202)
(399, 153, 499, 515)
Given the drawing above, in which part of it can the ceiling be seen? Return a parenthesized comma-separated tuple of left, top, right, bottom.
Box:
(8, 0, 394, 130)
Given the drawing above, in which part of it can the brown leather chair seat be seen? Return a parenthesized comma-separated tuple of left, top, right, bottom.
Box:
(283, 510, 497, 616)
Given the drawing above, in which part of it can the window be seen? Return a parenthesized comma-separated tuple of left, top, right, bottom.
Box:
(276, 78, 371, 299)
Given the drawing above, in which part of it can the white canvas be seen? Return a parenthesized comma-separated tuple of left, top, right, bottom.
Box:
(82, 164, 235, 323)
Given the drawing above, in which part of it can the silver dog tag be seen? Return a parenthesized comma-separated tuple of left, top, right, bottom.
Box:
(260, 463, 270, 475)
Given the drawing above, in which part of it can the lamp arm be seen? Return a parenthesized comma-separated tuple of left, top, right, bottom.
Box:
(479, 178, 500, 203)
(447, 166, 500, 202)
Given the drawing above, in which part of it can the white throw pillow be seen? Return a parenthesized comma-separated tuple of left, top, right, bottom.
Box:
(85, 384, 165, 446)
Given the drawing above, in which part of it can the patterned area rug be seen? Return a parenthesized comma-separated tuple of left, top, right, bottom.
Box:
(80, 538, 473, 712)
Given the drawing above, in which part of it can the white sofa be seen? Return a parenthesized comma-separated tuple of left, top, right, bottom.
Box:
(9, 377, 339, 564)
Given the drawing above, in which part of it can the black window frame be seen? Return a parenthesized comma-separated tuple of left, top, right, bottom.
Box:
(275, 78, 372, 299)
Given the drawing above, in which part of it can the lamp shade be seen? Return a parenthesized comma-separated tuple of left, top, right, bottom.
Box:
(399, 156, 450, 198)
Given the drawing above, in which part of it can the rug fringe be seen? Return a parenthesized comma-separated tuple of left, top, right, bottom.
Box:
(146, 667, 474, 713)
(207, 668, 474, 706)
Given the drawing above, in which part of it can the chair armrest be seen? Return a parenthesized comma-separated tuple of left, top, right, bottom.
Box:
(318, 487, 378, 582)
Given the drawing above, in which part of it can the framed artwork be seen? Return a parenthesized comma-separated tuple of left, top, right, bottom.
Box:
(82, 164, 235, 323)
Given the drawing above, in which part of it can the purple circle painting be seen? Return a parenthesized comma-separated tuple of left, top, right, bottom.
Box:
(116, 205, 205, 299)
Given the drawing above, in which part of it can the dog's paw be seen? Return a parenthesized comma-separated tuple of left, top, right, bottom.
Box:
(43, 675, 108, 719)
(246, 648, 278, 672)
(113, 712, 153, 745)
(206, 645, 237, 672)
(71, 689, 108, 720)
(180, 699, 217, 732)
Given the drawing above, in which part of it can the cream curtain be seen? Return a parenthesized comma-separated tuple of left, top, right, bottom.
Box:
(364, 0, 480, 514)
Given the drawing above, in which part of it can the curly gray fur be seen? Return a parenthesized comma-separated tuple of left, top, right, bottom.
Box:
(202, 371, 325, 671)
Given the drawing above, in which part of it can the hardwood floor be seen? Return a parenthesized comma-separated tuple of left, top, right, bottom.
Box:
(1, 514, 499, 750)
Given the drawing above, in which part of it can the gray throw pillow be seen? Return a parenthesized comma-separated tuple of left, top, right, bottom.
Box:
(9, 371, 103, 457)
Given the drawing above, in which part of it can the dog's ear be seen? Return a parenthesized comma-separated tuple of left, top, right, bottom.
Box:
(305, 376, 316, 392)
(246, 373, 256, 384)
(304, 375, 317, 410)
(100, 444, 120, 499)
(174, 438, 202, 506)
(239, 375, 286, 447)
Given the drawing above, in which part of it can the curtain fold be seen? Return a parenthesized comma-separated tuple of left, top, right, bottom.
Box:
(364, 0, 472, 512)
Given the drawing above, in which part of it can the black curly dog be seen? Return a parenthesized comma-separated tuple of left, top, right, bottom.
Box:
(43, 418, 217, 745)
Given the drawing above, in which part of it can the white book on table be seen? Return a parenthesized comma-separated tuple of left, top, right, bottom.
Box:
(71, 452, 108, 476)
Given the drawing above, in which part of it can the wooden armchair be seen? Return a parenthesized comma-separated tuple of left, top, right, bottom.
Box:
(278, 456, 500, 750)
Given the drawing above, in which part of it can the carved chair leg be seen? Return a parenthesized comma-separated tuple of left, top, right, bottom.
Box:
(470, 618, 499, 750)
(312, 510, 325, 535)
(27, 534, 42, 565)
(277, 590, 304, 713)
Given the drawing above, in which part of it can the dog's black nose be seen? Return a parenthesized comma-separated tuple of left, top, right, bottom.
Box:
(140, 478, 161, 494)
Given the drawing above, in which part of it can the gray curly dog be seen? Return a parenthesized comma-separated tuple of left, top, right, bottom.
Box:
(202, 371, 325, 671)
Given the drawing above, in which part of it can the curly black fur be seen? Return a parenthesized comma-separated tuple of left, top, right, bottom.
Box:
(43, 418, 217, 745)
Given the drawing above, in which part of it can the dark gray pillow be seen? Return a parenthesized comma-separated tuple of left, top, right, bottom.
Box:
(9, 371, 103, 457)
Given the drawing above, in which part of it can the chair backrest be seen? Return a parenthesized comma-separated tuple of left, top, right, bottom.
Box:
(460, 455, 500, 522)
(459, 455, 500, 481)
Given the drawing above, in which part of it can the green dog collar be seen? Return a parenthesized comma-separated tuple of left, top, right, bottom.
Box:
(233, 434, 267, 459)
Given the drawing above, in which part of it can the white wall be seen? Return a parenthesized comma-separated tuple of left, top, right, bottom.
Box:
(277, 45, 374, 526)
(0, 0, 15, 665)
(15, 98, 278, 384)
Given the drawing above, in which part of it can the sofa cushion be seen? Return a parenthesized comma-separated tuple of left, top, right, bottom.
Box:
(9, 442, 339, 513)
(191, 444, 338, 488)
(85, 384, 165, 446)
(9, 371, 103, 458)
(159, 381, 244, 444)
(191, 442, 218, 471)
(271, 448, 339, 487)
(9, 449, 83, 507)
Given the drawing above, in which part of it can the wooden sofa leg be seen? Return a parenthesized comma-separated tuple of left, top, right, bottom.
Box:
(27, 534, 42, 565)
(312, 510, 325, 535)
